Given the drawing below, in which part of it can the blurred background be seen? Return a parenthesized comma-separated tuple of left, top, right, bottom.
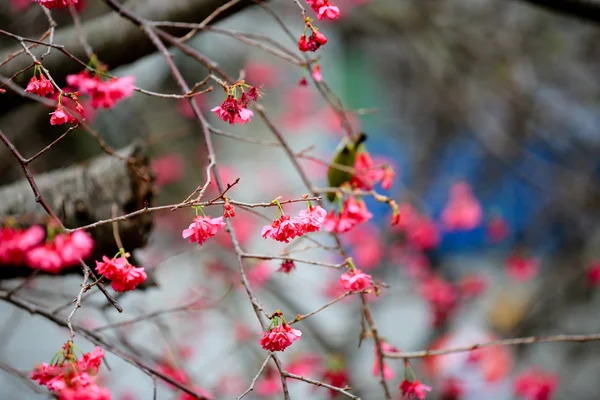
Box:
(2, 0, 600, 399)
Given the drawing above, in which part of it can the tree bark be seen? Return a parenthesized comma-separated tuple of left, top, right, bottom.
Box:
(0, 143, 155, 280)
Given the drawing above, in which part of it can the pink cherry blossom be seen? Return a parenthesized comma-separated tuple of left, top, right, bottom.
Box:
(259, 323, 302, 352)
(351, 152, 384, 190)
(182, 215, 226, 245)
(294, 205, 327, 233)
(261, 215, 300, 243)
(339, 269, 372, 291)
(25, 244, 63, 273)
(54, 231, 95, 267)
(318, 5, 340, 19)
(419, 276, 458, 327)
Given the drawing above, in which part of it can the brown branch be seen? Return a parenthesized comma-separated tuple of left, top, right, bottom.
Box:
(385, 332, 600, 359)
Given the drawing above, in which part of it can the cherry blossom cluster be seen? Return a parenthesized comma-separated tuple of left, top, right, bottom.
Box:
(298, 18, 328, 52)
(259, 312, 302, 352)
(305, 0, 340, 20)
(95, 251, 147, 292)
(211, 83, 260, 125)
(323, 196, 372, 233)
(0, 225, 94, 273)
(31, 342, 109, 399)
(261, 203, 327, 243)
(36, 0, 79, 9)
(66, 70, 135, 109)
(25, 67, 54, 97)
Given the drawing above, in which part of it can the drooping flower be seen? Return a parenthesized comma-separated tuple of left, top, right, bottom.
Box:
(110, 266, 147, 292)
(278, 259, 296, 274)
(513, 369, 558, 400)
(50, 104, 76, 125)
(339, 269, 372, 291)
(95, 255, 146, 292)
(211, 85, 260, 125)
(298, 30, 328, 52)
(223, 200, 236, 218)
(400, 379, 432, 399)
(182, 215, 226, 245)
(259, 323, 302, 352)
(294, 205, 327, 233)
(31, 343, 109, 399)
(261, 215, 300, 243)
(25, 74, 55, 97)
(371, 342, 397, 381)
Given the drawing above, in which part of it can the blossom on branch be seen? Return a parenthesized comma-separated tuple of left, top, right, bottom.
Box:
(259, 322, 302, 352)
(66, 70, 134, 109)
(50, 104, 77, 125)
(399, 379, 432, 399)
(25, 73, 54, 97)
(182, 215, 226, 245)
(339, 269, 372, 291)
(31, 343, 110, 399)
(95, 254, 147, 292)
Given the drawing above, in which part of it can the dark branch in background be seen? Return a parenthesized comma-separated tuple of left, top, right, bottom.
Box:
(512, 0, 600, 24)
(0, 143, 155, 281)
(0, 0, 259, 113)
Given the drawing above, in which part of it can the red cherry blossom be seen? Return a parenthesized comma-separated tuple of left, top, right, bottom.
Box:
(259, 323, 302, 352)
(110, 265, 147, 292)
(278, 259, 296, 274)
(339, 269, 372, 291)
(95, 255, 146, 292)
(399, 379, 432, 399)
(372, 341, 397, 381)
(182, 215, 226, 245)
(298, 77, 309, 86)
(324, 197, 373, 233)
(50, 104, 77, 125)
(322, 368, 349, 399)
(298, 35, 310, 52)
(37, 0, 79, 9)
(211, 95, 255, 125)
(514, 369, 558, 400)
(261, 214, 300, 243)
(407, 216, 440, 251)
(25, 74, 55, 97)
